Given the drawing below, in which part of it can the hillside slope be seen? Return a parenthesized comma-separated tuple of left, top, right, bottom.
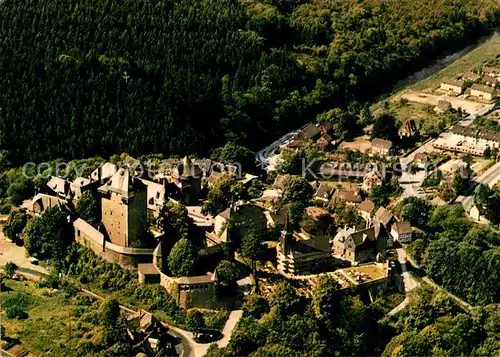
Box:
(0, 0, 498, 163)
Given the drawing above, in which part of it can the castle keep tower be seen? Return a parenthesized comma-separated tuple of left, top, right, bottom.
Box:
(98, 167, 148, 247)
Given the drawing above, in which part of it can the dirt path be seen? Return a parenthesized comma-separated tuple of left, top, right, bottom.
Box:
(401, 91, 489, 114)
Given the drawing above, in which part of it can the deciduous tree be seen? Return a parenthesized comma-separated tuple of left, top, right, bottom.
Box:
(22, 206, 73, 267)
(76, 191, 99, 227)
(280, 176, 313, 205)
(168, 238, 198, 277)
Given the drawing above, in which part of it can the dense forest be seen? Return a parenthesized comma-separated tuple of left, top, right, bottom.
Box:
(404, 203, 500, 305)
(0, 0, 499, 163)
(206, 281, 499, 357)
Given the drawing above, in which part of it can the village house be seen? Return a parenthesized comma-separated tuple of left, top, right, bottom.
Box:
(90, 162, 119, 183)
(210, 206, 233, 245)
(470, 83, 496, 101)
(362, 171, 383, 193)
(193, 158, 213, 177)
(371, 139, 393, 157)
(70, 177, 93, 200)
(239, 173, 258, 187)
(137, 243, 221, 309)
(276, 218, 333, 275)
(333, 189, 363, 205)
(312, 182, 335, 202)
(482, 66, 500, 78)
(29, 193, 64, 215)
(398, 119, 418, 139)
(140, 178, 167, 217)
(286, 137, 305, 149)
(450, 124, 500, 149)
(331, 223, 387, 264)
(33, 159, 244, 310)
(440, 78, 465, 95)
(390, 221, 413, 244)
(463, 72, 481, 82)
(316, 134, 333, 149)
(47, 176, 73, 200)
(374, 207, 395, 229)
(126, 310, 181, 356)
(304, 206, 333, 222)
(186, 205, 213, 231)
(358, 199, 375, 225)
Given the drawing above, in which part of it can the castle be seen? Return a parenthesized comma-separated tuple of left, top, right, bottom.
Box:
(29, 157, 229, 308)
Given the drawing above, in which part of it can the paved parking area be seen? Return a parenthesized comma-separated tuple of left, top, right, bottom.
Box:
(0, 227, 48, 279)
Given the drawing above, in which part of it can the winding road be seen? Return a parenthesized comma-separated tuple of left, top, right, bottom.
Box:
(79, 288, 243, 357)
(456, 159, 500, 212)
(387, 248, 473, 317)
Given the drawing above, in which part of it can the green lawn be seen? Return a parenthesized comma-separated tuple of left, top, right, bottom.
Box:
(373, 100, 453, 136)
(0, 279, 104, 356)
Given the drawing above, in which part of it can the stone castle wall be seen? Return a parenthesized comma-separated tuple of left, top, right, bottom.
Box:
(159, 272, 222, 309)
(75, 228, 154, 268)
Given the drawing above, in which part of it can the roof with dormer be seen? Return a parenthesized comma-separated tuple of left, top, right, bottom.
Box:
(98, 166, 145, 198)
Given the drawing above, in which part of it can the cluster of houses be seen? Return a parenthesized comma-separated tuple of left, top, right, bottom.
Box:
(272, 173, 413, 276)
(440, 66, 500, 101)
(433, 123, 500, 156)
(287, 121, 419, 157)
(274, 197, 412, 276)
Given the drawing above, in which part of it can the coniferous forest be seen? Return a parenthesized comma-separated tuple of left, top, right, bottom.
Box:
(0, 0, 499, 164)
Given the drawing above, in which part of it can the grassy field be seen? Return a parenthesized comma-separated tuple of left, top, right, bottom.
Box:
(409, 34, 500, 92)
(373, 100, 453, 136)
(0, 279, 104, 356)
